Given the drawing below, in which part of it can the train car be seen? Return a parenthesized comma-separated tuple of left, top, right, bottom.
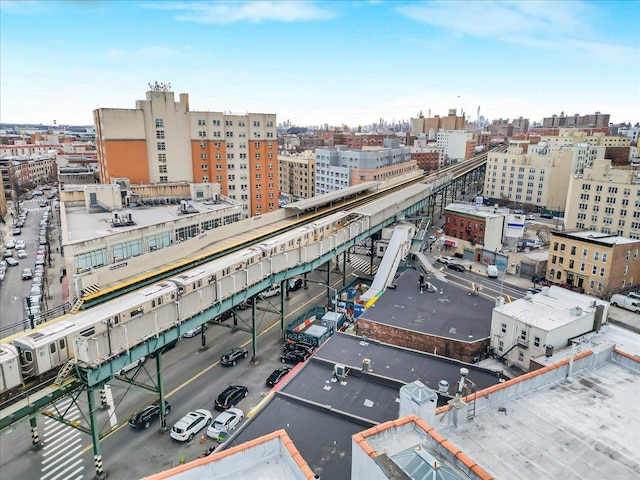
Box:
(73, 281, 179, 367)
(12, 321, 76, 379)
(0, 344, 23, 394)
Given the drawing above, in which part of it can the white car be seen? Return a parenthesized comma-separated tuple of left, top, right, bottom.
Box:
(206, 408, 244, 439)
(259, 284, 281, 299)
(15, 240, 26, 250)
(182, 325, 203, 338)
(170, 409, 212, 442)
(436, 256, 455, 265)
(525, 215, 536, 221)
(5, 239, 16, 249)
(17, 249, 27, 259)
(428, 235, 436, 242)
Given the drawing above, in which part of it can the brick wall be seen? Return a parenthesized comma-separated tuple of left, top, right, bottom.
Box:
(356, 318, 489, 363)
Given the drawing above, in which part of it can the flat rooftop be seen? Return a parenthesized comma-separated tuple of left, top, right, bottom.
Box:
(554, 230, 640, 246)
(445, 202, 509, 219)
(228, 333, 503, 479)
(361, 268, 495, 342)
(441, 360, 640, 479)
(64, 201, 233, 243)
(496, 286, 609, 331)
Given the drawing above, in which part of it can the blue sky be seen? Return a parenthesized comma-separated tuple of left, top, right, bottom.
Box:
(1, 0, 638, 127)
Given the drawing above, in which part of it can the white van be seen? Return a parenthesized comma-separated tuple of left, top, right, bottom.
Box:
(610, 294, 640, 313)
(486, 265, 499, 278)
(260, 284, 281, 299)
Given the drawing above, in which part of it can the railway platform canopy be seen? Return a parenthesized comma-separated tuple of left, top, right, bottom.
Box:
(283, 182, 379, 212)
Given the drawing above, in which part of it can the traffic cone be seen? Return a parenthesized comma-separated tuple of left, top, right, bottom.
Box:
(200, 435, 205, 444)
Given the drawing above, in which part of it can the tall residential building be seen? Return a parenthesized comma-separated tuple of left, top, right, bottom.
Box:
(527, 141, 605, 175)
(542, 111, 610, 128)
(565, 159, 640, 239)
(547, 230, 640, 295)
(536, 128, 630, 149)
(315, 139, 417, 195)
(411, 109, 465, 135)
(278, 151, 315, 200)
(435, 130, 476, 162)
(94, 87, 277, 217)
(484, 146, 575, 214)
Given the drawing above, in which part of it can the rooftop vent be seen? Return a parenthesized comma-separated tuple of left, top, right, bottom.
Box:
(438, 380, 449, 394)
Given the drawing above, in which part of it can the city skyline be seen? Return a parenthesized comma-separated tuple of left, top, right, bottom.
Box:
(1, 0, 638, 127)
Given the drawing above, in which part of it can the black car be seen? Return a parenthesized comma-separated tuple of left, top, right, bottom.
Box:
(280, 349, 311, 365)
(287, 278, 303, 291)
(220, 347, 248, 366)
(149, 338, 179, 358)
(266, 366, 292, 387)
(129, 400, 171, 429)
(214, 385, 248, 410)
(283, 341, 315, 355)
(447, 263, 466, 272)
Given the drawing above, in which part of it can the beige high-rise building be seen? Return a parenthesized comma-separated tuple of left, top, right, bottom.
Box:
(411, 109, 465, 135)
(537, 128, 631, 148)
(565, 159, 640, 240)
(94, 86, 278, 217)
(485, 146, 574, 213)
(278, 151, 315, 200)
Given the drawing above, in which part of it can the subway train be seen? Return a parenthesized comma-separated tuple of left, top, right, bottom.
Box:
(0, 180, 440, 399)
(0, 210, 364, 397)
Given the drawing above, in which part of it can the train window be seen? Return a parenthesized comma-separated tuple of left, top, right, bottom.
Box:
(80, 327, 95, 337)
(158, 297, 163, 305)
(59, 339, 66, 350)
(197, 280, 202, 288)
(24, 351, 33, 362)
(152, 300, 156, 307)
(130, 306, 144, 317)
(113, 315, 120, 325)
(50, 343, 56, 354)
(208, 275, 215, 284)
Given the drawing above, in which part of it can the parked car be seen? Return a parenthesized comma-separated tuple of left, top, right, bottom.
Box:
(283, 341, 315, 355)
(436, 256, 455, 265)
(5, 239, 16, 249)
(2, 250, 13, 258)
(214, 385, 248, 411)
(287, 278, 303, 291)
(525, 215, 536, 221)
(610, 294, 640, 313)
(280, 349, 311, 365)
(259, 284, 281, 299)
(182, 325, 203, 338)
(12, 228, 21, 236)
(266, 366, 292, 387)
(540, 213, 554, 219)
(206, 408, 243, 439)
(149, 338, 179, 357)
(129, 400, 171, 429)
(527, 287, 542, 294)
(447, 263, 466, 272)
(5, 257, 18, 267)
(21, 268, 33, 280)
(428, 235, 436, 242)
(220, 347, 248, 366)
(15, 219, 25, 228)
(170, 409, 212, 442)
(118, 356, 146, 375)
(486, 265, 499, 278)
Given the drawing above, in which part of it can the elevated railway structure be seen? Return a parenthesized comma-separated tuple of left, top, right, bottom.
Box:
(0, 152, 491, 479)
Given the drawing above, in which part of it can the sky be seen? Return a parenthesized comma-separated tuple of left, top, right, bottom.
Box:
(1, 0, 639, 128)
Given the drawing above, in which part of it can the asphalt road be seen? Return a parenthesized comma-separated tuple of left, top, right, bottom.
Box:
(0, 275, 346, 480)
(0, 198, 54, 336)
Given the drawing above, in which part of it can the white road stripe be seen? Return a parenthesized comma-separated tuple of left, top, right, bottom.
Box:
(43, 428, 80, 450)
(42, 435, 80, 463)
(42, 458, 84, 480)
(42, 442, 82, 471)
(42, 436, 81, 461)
(59, 466, 85, 480)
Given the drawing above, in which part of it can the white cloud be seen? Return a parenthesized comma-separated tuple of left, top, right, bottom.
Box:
(142, 1, 336, 24)
(104, 45, 184, 61)
(396, 1, 637, 62)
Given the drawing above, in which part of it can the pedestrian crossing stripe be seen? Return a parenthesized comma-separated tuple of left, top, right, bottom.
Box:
(348, 257, 378, 275)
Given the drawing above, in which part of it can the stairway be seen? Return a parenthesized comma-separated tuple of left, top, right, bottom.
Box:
(54, 358, 77, 386)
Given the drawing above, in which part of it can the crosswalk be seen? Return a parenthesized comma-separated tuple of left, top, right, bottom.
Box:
(41, 398, 84, 480)
(348, 256, 378, 275)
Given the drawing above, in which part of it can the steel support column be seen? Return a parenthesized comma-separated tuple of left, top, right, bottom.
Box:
(29, 416, 41, 450)
(156, 353, 167, 431)
(87, 387, 105, 480)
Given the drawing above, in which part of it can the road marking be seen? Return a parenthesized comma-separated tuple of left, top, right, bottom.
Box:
(104, 384, 118, 430)
(42, 438, 82, 468)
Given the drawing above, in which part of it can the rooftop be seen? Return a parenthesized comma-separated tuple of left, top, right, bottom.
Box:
(440, 351, 640, 479)
(552, 230, 640, 246)
(228, 333, 503, 479)
(361, 268, 495, 342)
(64, 201, 233, 243)
(444, 203, 509, 219)
(495, 286, 609, 331)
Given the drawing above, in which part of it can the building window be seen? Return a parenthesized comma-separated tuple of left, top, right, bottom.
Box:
(157, 142, 166, 151)
(159, 176, 168, 182)
(501, 323, 507, 333)
(534, 337, 540, 347)
(158, 153, 166, 163)
(518, 351, 524, 362)
(200, 153, 207, 160)
(156, 130, 165, 139)
(159, 165, 167, 173)
(112, 239, 143, 262)
(570, 246, 576, 255)
(155, 119, 164, 128)
(498, 341, 504, 352)
(600, 267, 605, 277)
